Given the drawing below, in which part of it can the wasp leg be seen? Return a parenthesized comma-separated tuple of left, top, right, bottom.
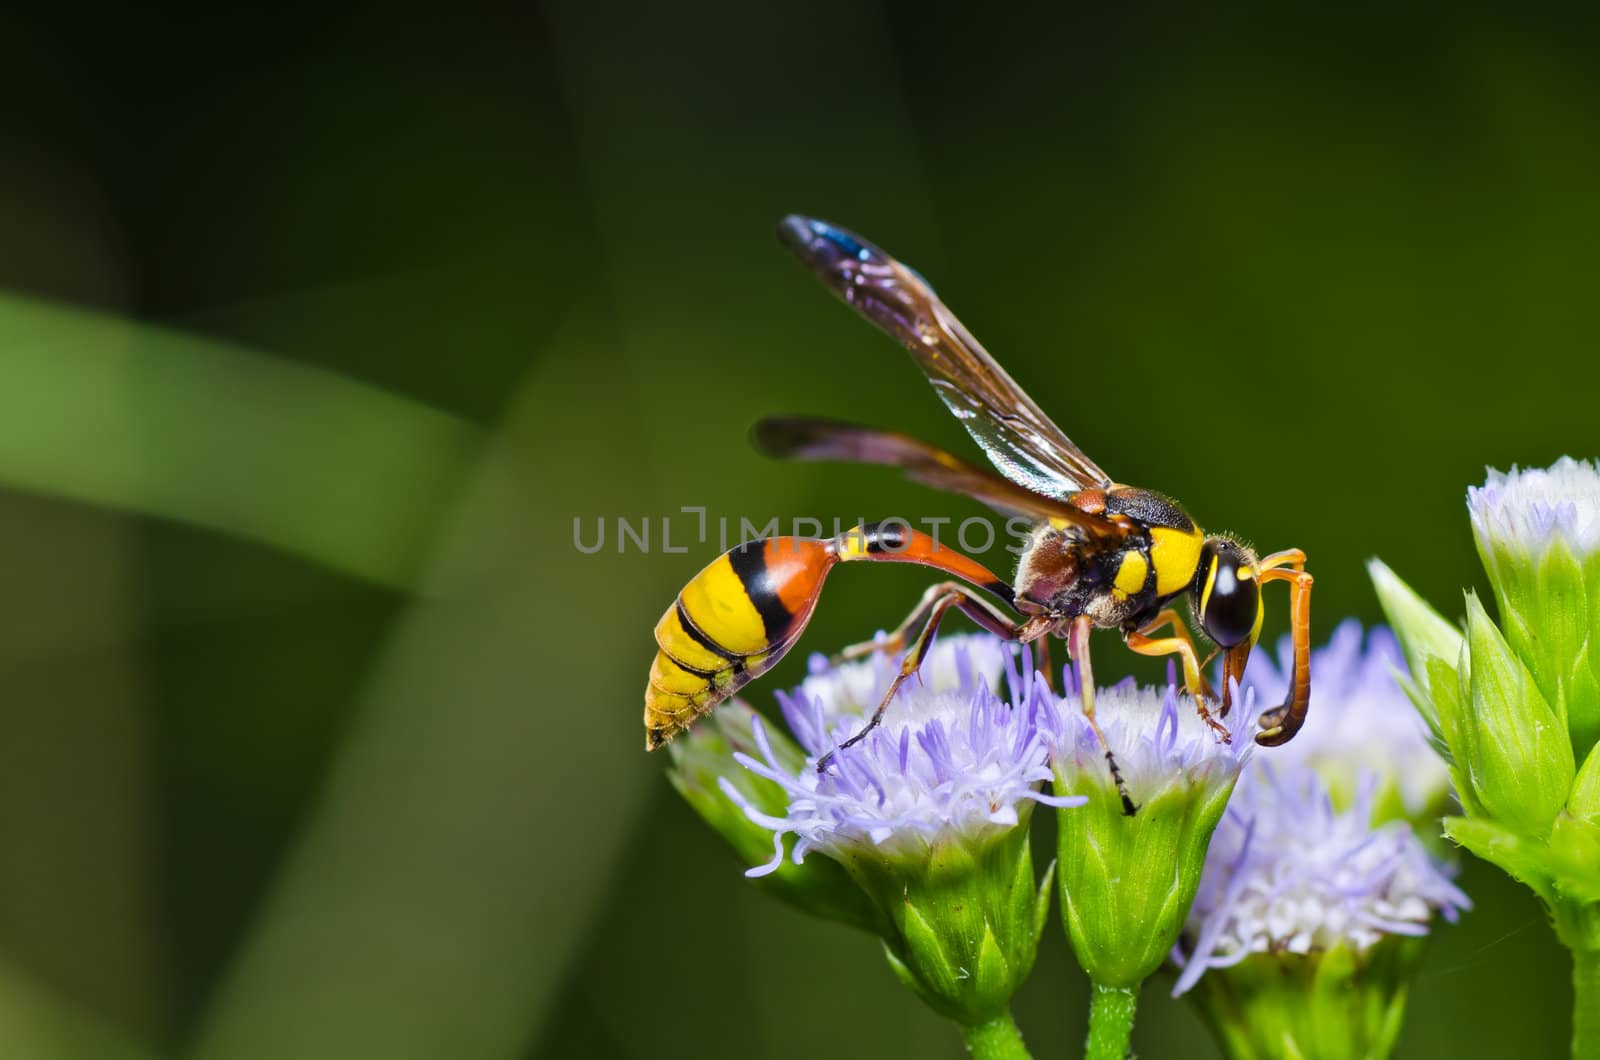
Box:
(1125, 617, 1232, 743)
(830, 579, 1061, 698)
(829, 579, 988, 664)
(1256, 553, 1313, 747)
(1067, 614, 1139, 816)
(1134, 609, 1217, 701)
(817, 584, 1035, 772)
(1033, 633, 1056, 693)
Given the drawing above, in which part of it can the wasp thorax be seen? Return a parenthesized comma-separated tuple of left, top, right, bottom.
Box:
(1195, 537, 1260, 648)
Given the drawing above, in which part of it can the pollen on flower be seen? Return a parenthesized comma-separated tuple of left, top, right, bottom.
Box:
(1467, 456, 1600, 558)
(1044, 669, 1256, 806)
(720, 635, 1081, 874)
(1172, 767, 1469, 997)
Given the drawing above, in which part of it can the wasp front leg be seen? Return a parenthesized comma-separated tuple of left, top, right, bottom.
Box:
(1255, 550, 1313, 747)
(1124, 610, 1231, 743)
(1067, 615, 1139, 817)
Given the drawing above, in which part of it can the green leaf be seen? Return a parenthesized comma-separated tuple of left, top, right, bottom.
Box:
(1464, 591, 1575, 835)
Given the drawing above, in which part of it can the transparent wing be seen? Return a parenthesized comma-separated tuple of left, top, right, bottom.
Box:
(753, 416, 1120, 541)
(778, 215, 1112, 497)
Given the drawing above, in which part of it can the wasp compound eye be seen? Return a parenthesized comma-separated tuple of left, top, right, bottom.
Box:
(1199, 544, 1259, 648)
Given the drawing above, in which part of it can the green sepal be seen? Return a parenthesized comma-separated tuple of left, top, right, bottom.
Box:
(1186, 936, 1426, 1060)
(1463, 591, 1574, 836)
(1443, 815, 1557, 905)
(1369, 559, 1464, 734)
(842, 816, 1049, 1025)
(1548, 813, 1600, 904)
(1572, 741, 1600, 824)
(665, 700, 885, 934)
(1055, 760, 1237, 988)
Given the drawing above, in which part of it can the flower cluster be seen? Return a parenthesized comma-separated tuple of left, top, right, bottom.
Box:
(1176, 769, 1468, 995)
(1046, 671, 1255, 992)
(1171, 620, 1470, 1059)
(711, 636, 1072, 1032)
(726, 636, 1075, 874)
(1375, 457, 1600, 1058)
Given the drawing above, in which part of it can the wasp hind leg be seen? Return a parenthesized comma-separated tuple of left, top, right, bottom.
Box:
(1124, 609, 1231, 743)
(832, 582, 1059, 694)
(1067, 614, 1139, 817)
(816, 583, 1036, 772)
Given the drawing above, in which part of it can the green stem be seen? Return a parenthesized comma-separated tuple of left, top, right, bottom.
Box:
(1577, 948, 1600, 1060)
(960, 1009, 1032, 1060)
(1085, 980, 1139, 1060)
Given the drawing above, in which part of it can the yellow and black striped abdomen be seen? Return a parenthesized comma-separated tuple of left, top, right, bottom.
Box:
(645, 537, 835, 749)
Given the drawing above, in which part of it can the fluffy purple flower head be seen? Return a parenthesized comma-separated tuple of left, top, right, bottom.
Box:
(1043, 667, 1257, 805)
(721, 635, 1082, 874)
(1467, 456, 1600, 559)
(1172, 767, 1470, 996)
(1239, 619, 1451, 817)
(1174, 620, 1470, 997)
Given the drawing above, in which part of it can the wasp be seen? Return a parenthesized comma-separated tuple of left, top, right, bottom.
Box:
(644, 216, 1313, 813)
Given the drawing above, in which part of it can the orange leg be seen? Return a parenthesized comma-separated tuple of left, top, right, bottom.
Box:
(1125, 612, 1231, 743)
(1256, 551, 1313, 746)
(1068, 615, 1139, 816)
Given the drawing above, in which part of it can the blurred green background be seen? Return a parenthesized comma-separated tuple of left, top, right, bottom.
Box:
(0, 4, 1594, 1057)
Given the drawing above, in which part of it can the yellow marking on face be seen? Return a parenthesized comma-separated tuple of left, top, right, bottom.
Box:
(1113, 549, 1149, 599)
(1250, 587, 1265, 645)
(654, 604, 732, 673)
(1199, 554, 1219, 615)
(679, 554, 770, 655)
(1150, 526, 1205, 596)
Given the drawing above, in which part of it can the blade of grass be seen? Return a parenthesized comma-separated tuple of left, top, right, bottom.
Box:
(0, 293, 476, 587)
(190, 307, 662, 1060)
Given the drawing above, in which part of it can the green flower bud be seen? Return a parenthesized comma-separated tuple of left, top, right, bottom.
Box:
(1051, 682, 1248, 988)
(1468, 458, 1600, 764)
(717, 637, 1078, 1037)
(1461, 591, 1575, 835)
(1186, 937, 1427, 1060)
(844, 826, 1056, 1025)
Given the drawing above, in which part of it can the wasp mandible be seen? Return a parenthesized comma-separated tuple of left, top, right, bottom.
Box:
(644, 216, 1313, 814)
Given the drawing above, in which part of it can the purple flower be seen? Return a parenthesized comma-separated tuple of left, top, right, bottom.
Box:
(1467, 456, 1600, 559)
(721, 635, 1081, 874)
(1239, 618, 1451, 818)
(1172, 767, 1469, 996)
(1043, 670, 1257, 807)
(1174, 621, 1471, 998)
